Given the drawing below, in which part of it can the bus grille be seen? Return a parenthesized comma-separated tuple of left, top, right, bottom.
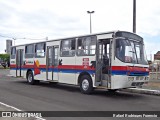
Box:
(131, 82, 144, 86)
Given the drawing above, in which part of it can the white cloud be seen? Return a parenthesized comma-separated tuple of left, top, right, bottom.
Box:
(137, 0, 160, 36)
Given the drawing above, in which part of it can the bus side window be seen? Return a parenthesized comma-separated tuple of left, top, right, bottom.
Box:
(61, 39, 75, 57)
(116, 40, 125, 61)
(25, 44, 34, 58)
(35, 43, 46, 58)
(77, 38, 84, 55)
(77, 36, 96, 56)
(11, 47, 16, 59)
(103, 43, 110, 66)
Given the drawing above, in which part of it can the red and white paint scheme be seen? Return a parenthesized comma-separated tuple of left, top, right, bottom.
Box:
(10, 31, 149, 94)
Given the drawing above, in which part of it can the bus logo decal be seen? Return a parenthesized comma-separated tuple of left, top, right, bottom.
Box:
(34, 60, 40, 75)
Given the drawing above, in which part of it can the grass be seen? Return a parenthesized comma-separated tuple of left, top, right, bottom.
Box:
(0, 66, 10, 69)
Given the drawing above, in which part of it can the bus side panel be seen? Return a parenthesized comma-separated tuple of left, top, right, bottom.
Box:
(23, 70, 27, 79)
(111, 75, 130, 89)
(33, 58, 46, 81)
(10, 59, 16, 77)
(10, 69, 16, 77)
(23, 57, 35, 79)
(75, 56, 96, 86)
(111, 57, 130, 89)
(58, 57, 76, 84)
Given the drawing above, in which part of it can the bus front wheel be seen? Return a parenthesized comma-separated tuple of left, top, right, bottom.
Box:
(80, 75, 93, 94)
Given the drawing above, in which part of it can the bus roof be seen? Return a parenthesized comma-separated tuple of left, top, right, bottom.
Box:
(11, 30, 142, 48)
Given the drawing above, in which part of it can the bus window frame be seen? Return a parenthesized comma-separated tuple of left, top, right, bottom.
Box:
(115, 37, 147, 65)
(25, 44, 35, 58)
(60, 38, 76, 57)
(35, 42, 46, 58)
(76, 36, 97, 56)
(11, 47, 16, 59)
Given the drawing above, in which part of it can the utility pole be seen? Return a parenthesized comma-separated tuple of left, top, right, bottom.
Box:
(133, 0, 136, 33)
(87, 11, 95, 34)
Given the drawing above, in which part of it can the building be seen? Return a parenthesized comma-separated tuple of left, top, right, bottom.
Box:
(154, 51, 160, 60)
(6, 40, 12, 54)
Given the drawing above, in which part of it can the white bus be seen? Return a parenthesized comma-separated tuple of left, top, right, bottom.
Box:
(10, 31, 149, 94)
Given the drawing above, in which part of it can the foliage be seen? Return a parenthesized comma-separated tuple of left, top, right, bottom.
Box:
(0, 54, 10, 62)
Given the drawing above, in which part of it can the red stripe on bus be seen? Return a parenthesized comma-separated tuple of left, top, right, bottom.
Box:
(10, 64, 148, 72)
(10, 64, 96, 70)
(112, 66, 127, 71)
(112, 66, 148, 72)
(10, 64, 16, 68)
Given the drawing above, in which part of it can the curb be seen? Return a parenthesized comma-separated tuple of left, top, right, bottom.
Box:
(121, 88, 160, 96)
(6, 74, 13, 77)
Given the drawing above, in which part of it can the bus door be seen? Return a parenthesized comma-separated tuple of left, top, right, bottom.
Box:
(16, 49, 24, 77)
(46, 46, 59, 81)
(96, 39, 111, 87)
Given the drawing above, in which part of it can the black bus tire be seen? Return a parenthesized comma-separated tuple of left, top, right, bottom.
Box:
(27, 71, 36, 85)
(80, 75, 93, 94)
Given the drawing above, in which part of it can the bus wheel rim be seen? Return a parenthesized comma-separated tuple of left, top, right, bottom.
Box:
(28, 74, 32, 82)
(82, 79, 89, 91)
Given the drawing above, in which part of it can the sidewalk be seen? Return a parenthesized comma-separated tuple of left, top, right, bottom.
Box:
(122, 79, 160, 96)
(142, 80, 160, 90)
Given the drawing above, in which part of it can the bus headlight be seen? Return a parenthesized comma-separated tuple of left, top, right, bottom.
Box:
(145, 77, 149, 80)
(128, 77, 134, 81)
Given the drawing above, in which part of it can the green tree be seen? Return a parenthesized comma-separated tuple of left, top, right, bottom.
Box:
(0, 54, 10, 62)
(0, 54, 10, 68)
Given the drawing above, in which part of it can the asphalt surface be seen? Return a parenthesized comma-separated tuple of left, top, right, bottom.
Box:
(0, 69, 160, 120)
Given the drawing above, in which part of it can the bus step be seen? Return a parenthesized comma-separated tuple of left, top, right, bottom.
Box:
(96, 86, 108, 89)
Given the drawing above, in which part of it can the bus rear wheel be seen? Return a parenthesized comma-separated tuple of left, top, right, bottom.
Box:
(27, 71, 39, 85)
(80, 75, 93, 94)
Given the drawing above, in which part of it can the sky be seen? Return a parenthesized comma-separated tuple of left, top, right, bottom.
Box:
(0, 0, 160, 61)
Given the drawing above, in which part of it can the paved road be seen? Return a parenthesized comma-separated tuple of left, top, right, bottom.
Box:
(0, 69, 160, 120)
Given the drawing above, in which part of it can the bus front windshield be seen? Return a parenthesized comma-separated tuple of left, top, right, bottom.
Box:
(116, 38, 148, 65)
